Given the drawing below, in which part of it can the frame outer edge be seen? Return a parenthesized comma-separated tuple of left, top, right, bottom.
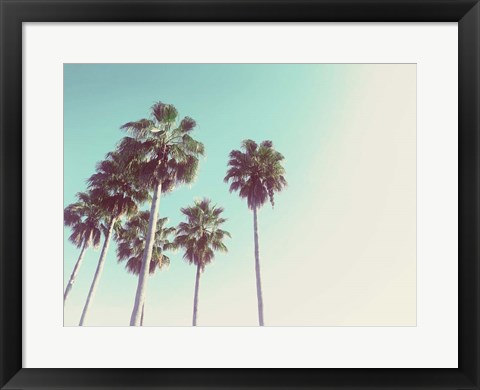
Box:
(0, 0, 23, 388)
(459, 1, 480, 387)
(1, 0, 480, 389)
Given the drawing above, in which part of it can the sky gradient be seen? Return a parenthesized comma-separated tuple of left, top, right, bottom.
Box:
(64, 64, 416, 326)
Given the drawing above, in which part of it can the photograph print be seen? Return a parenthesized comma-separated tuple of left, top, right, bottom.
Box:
(64, 63, 416, 327)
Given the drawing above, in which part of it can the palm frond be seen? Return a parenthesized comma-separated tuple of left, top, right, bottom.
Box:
(120, 119, 155, 138)
(179, 117, 196, 132)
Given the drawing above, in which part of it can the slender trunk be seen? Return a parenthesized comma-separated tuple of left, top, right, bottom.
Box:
(192, 263, 201, 326)
(79, 217, 116, 326)
(140, 273, 146, 326)
(130, 181, 162, 326)
(253, 206, 264, 326)
(64, 239, 88, 304)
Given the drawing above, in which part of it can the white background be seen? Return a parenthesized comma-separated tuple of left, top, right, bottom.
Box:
(23, 23, 458, 368)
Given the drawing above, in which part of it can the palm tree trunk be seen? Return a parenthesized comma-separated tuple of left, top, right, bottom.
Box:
(130, 181, 162, 326)
(79, 217, 116, 326)
(64, 239, 88, 304)
(253, 206, 264, 326)
(140, 303, 145, 326)
(192, 263, 201, 326)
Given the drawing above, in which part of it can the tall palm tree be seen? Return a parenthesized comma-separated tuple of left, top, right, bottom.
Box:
(224, 140, 287, 326)
(63, 191, 103, 304)
(115, 211, 175, 326)
(175, 199, 230, 326)
(79, 151, 149, 326)
(119, 101, 204, 326)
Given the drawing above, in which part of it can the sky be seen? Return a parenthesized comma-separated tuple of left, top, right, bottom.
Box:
(64, 63, 416, 326)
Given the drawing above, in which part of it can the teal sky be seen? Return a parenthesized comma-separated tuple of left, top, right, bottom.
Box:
(64, 64, 416, 326)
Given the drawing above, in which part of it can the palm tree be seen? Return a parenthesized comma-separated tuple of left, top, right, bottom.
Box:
(63, 191, 103, 304)
(175, 199, 230, 326)
(79, 151, 149, 326)
(224, 140, 287, 326)
(119, 101, 204, 326)
(115, 211, 175, 326)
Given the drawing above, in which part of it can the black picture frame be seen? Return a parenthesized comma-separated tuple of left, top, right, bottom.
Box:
(1, 0, 478, 388)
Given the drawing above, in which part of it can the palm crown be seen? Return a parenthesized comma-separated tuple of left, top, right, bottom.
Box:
(118, 101, 204, 193)
(224, 139, 287, 210)
(64, 191, 103, 249)
(175, 199, 230, 271)
(116, 211, 176, 275)
(87, 151, 150, 219)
